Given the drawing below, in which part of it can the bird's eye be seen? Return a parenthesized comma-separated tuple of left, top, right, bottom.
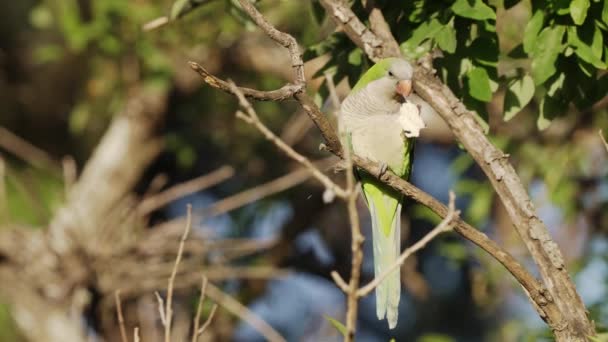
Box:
(388, 71, 394, 77)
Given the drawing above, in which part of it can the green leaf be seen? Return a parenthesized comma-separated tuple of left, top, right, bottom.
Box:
(531, 26, 565, 85)
(467, 67, 493, 102)
(451, 0, 496, 20)
(603, 0, 608, 25)
(435, 24, 457, 53)
(348, 48, 362, 66)
(591, 24, 603, 59)
(401, 19, 443, 58)
(504, 74, 534, 121)
(323, 315, 347, 337)
(567, 26, 607, 68)
(570, 0, 590, 25)
(523, 10, 545, 54)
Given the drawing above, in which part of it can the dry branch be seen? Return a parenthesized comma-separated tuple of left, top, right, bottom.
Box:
(115, 290, 129, 342)
(164, 205, 193, 342)
(139, 165, 235, 216)
(341, 138, 363, 342)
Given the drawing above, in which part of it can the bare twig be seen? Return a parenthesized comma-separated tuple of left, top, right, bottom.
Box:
(229, 81, 348, 199)
(155, 292, 167, 326)
(204, 282, 286, 342)
(62, 156, 77, 196)
(134, 327, 140, 342)
(115, 290, 129, 342)
(192, 275, 218, 342)
(198, 304, 218, 336)
(342, 133, 363, 342)
(0, 156, 7, 222)
(358, 192, 458, 297)
(0, 126, 60, 171)
(143, 16, 169, 31)
(189, 62, 302, 102)
(139, 165, 235, 215)
(324, 72, 341, 111)
(600, 130, 608, 152)
(192, 275, 208, 342)
(164, 204, 193, 342)
(330, 271, 350, 293)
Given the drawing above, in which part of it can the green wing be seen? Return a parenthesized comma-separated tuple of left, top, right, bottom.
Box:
(358, 139, 414, 237)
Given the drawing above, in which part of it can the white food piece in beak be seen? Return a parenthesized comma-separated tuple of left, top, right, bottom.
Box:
(398, 102, 426, 138)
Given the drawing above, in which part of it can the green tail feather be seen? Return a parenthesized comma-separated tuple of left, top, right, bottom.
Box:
(364, 180, 402, 329)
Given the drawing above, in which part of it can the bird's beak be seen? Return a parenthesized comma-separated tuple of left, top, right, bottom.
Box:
(396, 79, 412, 98)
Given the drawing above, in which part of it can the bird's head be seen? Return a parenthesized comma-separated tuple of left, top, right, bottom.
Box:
(351, 58, 414, 102)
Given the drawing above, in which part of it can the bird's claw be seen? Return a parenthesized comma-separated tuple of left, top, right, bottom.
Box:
(378, 163, 388, 178)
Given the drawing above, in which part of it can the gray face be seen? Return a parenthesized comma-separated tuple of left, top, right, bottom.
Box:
(386, 59, 413, 81)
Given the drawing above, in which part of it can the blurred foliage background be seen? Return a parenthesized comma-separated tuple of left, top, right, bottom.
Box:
(0, 0, 607, 341)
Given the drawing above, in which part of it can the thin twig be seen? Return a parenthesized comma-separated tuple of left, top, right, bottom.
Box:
(134, 327, 140, 342)
(0, 126, 60, 171)
(139, 166, 235, 215)
(155, 291, 167, 326)
(164, 205, 193, 342)
(343, 132, 363, 342)
(198, 304, 218, 337)
(600, 130, 608, 152)
(191, 275, 218, 342)
(229, 81, 348, 199)
(61, 155, 77, 197)
(143, 16, 169, 31)
(330, 271, 350, 292)
(0, 156, 7, 222)
(204, 282, 286, 342)
(324, 72, 341, 112)
(189, 62, 302, 102)
(192, 275, 208, 342)
(357, 192, 458, 297)
(115, 290, 129, 342)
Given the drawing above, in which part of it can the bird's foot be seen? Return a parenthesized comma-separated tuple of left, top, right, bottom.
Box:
(378, 162, 388, 178)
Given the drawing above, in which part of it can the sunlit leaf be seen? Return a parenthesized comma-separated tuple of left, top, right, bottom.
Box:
(531, 26, 565, 85)
(435, 23, 457, 54)
(523, 10, 545, 54)
(323, 315, 347, 337)
(466, 67, 492, 102)
(451, 0, 496, 20)
(504, 74, 535, 121)
(570, 0, 590, 25)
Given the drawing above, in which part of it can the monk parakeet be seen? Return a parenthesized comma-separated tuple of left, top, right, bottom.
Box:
(338, 58, 426, 329)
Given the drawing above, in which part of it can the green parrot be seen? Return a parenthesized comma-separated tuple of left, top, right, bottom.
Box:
(338, 58, 426, 329)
